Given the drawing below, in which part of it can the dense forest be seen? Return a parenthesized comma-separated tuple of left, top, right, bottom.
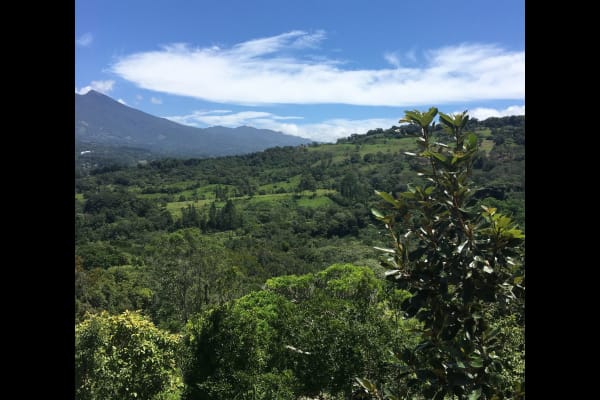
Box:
(75, 112, 524, 399)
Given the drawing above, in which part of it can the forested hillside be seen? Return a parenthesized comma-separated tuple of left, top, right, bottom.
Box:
(75, 113, 524, 399)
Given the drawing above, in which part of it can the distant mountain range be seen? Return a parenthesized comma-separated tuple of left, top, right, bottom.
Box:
(75, 90, 312, 160)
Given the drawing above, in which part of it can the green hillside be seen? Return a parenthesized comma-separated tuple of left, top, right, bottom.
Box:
(75, 113, 524, 399)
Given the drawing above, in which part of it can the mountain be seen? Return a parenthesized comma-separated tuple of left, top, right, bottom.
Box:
(75, 90, 312, 158)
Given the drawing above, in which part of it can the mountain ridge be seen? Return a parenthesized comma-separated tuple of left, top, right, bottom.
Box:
(75, 90, 312, 159)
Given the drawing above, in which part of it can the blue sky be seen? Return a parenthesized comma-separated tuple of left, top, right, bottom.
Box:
(75, 0, 524, 142)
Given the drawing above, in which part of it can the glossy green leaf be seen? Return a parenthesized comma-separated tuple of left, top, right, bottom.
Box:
(469, 355, 483, 368)
(422, 107, 438, 126)
(481, 205, 497, 215)
(400, 110, 421, 124)
(438, 113, 455, 128)
(507, 228, 525, 239)
(375, 190, 398, 205)
(371, 208, 385, 219)
(374, 246, 396, 254)
(457, 240, 469, 254)
(466, 133, 478, 149)
(468, 388, 482, 400)
(429, 151, 448, 163)
(355, 377, 377, 393)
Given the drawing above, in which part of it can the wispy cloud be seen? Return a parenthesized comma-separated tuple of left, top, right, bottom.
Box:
(112, 31, 523, 107)
(166, 105, 525, 143)
(76, 80, 115, 95)
(384, 49, 418, 68)
(117, 98, 127, 105)
(76, 32, 94, 47)
(166, 110, 301, 128)
(229, 30, 326, 58)
(383, 52, 401, 68)
(150, 96, 163, 104)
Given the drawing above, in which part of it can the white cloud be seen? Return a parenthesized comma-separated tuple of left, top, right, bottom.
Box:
(165, 109, 397, 142)
(117, 98, 127, 105)
(111, 31, 524, 106)
(284, 118, 400, 142)
(150, 96, 163, 104)
(76, 32, 94, 47)
(464, 105, 525, 121)
(166, 104, 526, 143)
(76, 80, 115, 95)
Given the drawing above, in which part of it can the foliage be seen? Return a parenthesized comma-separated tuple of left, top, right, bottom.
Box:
(75, 115, 523, 294)
(74, 113, 524, 395)
(144, 229, 249, 331)
(366, 108, 525, 399)
(485, 310, 525, 397)
(74, 110, 524, 399)
(181, 264, 414, 399)
(269, 264, 395, 397)
(75, 310, 181, 400)
(76, 241, 130, 270)
(205, 199, 243, 231)
(75, 263, 153, 322)
(180, 290, 298, 400)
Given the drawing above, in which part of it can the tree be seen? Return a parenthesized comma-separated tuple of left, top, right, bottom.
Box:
(298, 172, 317, 192)
(181, 204, 202, 228)
(180, 263, 412, 400)
(76, 241, 128, 270)
(75, 310, 181, 400)
(214, 185, 228, 201)
(75, 264, 154, 322)
(340, 171, 367, 201)
(219, 199, 242, 230)
(148, 230, 254, 327)
(145, 229, 232, 331)
(364, 108, 525, 399)
(207, 201, 218, 229)
(271, 264, 403, 398)
(180, 290, 297, 400)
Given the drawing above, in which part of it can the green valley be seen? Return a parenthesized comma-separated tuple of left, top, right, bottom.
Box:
(75, 112, 524, 399)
